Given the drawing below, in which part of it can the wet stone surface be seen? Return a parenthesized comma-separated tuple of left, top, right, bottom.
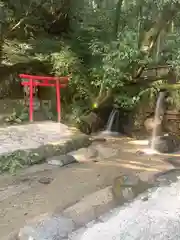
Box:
(74, 178, 180, 240)
(18, 215, 75, 240)
(155, 169, 180, 186)
(149, 134, 180, 153)
(0, 134, 177, 239)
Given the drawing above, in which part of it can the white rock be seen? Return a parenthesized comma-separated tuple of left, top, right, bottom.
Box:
(47, 155, 76, 166)
(68, 147, 98, 162)
(94, 145, 119, 159)
(47, 159, 64, 166)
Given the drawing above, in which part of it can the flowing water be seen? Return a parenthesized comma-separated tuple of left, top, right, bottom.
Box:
(150, 91, 166, 151)
(141, 91, 166, 155)
(102, 109, 120, 136)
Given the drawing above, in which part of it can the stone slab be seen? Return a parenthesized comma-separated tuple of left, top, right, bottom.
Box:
(72, 178, 180, 240)
(0, 122, 91, 172)
(62, 186, 116, 227)
(0, 122, 73, 154)
(67, 147, 98, 162)
(47, 155, 77, 166)
(9, 170, 176, 240)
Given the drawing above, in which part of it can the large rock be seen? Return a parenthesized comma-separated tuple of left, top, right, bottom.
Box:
(47, 155, 77, 166)
(144, 117, 163, 135)
(68, 147, 98, 162)
(79, 112, 103, 134)
(112, 174, 153, 204)
(93, 144, 119, 159)
(149, 134, 180, 153)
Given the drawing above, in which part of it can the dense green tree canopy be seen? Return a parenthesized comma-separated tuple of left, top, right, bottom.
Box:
(1, 0, 180, 120)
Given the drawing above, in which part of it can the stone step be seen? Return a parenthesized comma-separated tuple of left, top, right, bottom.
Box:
(12, 171, 171, 240)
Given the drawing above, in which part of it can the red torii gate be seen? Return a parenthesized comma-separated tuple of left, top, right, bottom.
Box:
(19, 74, 69, 122)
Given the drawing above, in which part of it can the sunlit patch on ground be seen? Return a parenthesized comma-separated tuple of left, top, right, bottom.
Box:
(100, 130, 119, 135)
(126, 139, 159, 155)
(128, 139, 149, 146)
(140, 148, 159, 155)
(99, 130, 122, 137)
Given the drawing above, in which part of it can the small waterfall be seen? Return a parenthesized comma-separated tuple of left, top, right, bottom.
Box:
(103, 109, 120, 135)
(150, 91, 166, 150)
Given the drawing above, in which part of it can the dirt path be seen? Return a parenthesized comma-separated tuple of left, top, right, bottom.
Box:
(0, 136, 174, 238)
(0, 163, 129, 237)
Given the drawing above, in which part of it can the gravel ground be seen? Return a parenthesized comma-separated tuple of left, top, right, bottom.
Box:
(0, 122, 73, 154)
(77, 177, 180, 240)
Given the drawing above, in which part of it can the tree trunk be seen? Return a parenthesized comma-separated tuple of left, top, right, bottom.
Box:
(79, 3, 180, 134)
(0, 3, 5, 64)
(49, 0, 71, 34)
(89, 0, 123, 116)
(114, 0, 123, 38)
(134, 2, 180, 79)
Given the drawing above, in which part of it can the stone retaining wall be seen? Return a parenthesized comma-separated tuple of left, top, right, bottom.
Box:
(143, 110, 180, 135)
(0, 122, 92, 173)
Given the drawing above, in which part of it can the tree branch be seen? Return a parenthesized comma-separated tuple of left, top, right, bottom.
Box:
(134, 2, 180, 79)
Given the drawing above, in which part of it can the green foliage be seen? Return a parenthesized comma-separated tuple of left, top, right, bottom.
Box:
(67, 0, 180, 111)
(0, 152, 23, 174)
(50, 46, 80, 76)
(5, 107, 29, 124)
(1, 0, 180, 172)
(164, 32, 180, 76)
(1, 0, 180, 121)
(166, 90, 180, 110)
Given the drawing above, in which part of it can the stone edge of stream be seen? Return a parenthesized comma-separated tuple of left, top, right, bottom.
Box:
(0, 134, 92, 173)
(6, 171, 172, 240)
